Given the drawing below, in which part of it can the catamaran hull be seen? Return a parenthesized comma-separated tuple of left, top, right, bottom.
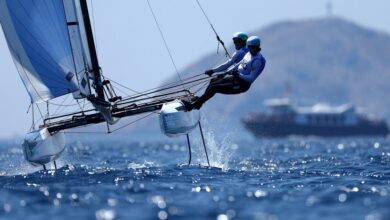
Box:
(159, 100, 200, 137)
(22, 128, 65, 166)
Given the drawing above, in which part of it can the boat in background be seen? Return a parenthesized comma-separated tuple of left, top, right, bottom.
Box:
(242, 98, 389, 137)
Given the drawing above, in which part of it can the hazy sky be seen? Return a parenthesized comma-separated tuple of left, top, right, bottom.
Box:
(0, 0, 389, 137)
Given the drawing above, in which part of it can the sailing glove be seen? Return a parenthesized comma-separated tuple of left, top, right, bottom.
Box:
(204, 69, 214, 76)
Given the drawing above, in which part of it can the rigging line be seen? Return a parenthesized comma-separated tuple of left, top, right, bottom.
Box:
(117, 90, 191, 106)
(52, 94, 71, 115)
(107, 66, 206, 97)
(176, 78, 209, 94)
(110, 112, 156, 133)
(120, 78, 204, 103)
(76, 99, 84, 112)
(46, 101, 50, 119)
(48, 98, 86, 118)
(48, 90, 82, 106)
(82, 99, 87, 112)
(118, 75, 210, 102)
(108, 75, 193, 103)
(145, 73, 205, 92)
(193, 80, 209, 94)
(33, 115, 44, 129)
(105, 76, 149, 97)
(105, 75, 170, 104)
(30, 103, 49, 127)
(107, 74, 208, 107)
(31, 104, 35, 131)
(110, 84, 131, 97)
(107, 72, 203, 97)
(46, 105, 96, 120)
(102, 70, 185, 104)
(63, 131, 106, 134)
(47, 101, 81, 107)
(26, 103, 32, 114)
(89, 0, 100, 57)
(35, 103, 44, 119)
(195, 0, 230, 58)
(109, 78, 176, 99)
(146, 0, 185, 90)
(168, 75, 209, 95)
(114, 74, 209, 104)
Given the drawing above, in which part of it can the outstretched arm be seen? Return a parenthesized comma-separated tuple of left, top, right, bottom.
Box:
(212, 51, 241, 73)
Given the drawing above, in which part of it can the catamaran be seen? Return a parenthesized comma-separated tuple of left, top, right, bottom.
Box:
(0, 0, 220, 169)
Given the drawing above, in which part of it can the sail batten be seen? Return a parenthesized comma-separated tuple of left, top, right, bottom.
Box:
(0, 0, 79, 103)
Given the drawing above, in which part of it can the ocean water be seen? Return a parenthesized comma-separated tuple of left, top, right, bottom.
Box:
(0, 134, 389, 220)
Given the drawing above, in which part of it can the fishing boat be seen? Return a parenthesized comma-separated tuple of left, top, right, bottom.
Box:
(242, 98, 389, 137)
(0, 0, 218, 169)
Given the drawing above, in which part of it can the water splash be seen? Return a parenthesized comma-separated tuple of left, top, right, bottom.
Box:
(189, 114, 237, 171)
(0, 144, 42, 176)
(127, 161, 156, 169)
(204, 129, 236, 171)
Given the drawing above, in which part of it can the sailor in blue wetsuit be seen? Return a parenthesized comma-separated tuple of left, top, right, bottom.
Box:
(204, 32, 249, 76)
(187, 36, 266, 110)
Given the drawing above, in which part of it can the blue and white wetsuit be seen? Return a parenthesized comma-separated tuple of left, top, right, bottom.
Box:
(236, 52, 266, 83)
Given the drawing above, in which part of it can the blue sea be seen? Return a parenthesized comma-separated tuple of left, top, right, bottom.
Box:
(0, 133, 389, 220)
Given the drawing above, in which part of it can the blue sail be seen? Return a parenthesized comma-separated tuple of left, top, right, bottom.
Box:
(0, 0, 79, 103)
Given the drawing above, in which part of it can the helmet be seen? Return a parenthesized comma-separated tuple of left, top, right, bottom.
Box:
(247, 36, 261, 47)
(232, 32, 248, 41)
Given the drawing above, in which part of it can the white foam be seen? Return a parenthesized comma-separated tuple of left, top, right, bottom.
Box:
(189, 114, 237, 171)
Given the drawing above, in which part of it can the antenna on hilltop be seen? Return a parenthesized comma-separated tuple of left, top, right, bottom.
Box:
(326, 1, 333, 18)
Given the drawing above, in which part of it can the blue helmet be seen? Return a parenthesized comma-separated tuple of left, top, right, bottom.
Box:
(232, 32, 248, 41)
(247, 36, 261, 47)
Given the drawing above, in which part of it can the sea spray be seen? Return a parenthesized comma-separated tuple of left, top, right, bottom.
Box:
(189, 114, 238, 170)
(0, 140, 45, 175)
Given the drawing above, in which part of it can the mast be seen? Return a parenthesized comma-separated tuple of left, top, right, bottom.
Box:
(79, 0, 105, 100)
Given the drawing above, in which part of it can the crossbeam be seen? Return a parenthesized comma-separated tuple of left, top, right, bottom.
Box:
(42, 95, 192, 133)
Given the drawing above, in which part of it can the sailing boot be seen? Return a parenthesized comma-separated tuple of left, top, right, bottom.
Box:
(181, 100, 194, 111)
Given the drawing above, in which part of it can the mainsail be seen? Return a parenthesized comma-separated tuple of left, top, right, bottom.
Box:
(63, 0, 93, 98)
(0, 0, 80, 103)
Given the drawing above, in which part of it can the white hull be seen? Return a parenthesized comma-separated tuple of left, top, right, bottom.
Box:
(22, 128, 65, 166)
(159, 100, 200, 137)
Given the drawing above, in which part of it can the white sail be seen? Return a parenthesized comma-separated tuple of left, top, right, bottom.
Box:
(63, 0, 93, 98)
(0, 0, 80, 103)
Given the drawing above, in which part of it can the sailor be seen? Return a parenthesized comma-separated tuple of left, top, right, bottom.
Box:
(204, 32, 249, 76)
(186, 36, 266, 110)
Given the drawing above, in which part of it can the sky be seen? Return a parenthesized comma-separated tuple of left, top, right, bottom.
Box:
(0, 0, 389, 138)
